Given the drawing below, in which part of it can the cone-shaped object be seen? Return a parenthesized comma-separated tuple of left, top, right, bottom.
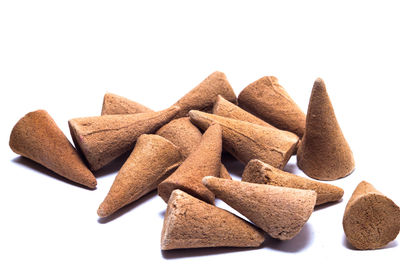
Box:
(161, 189, 265, 250)
(203, 177, 316, 240)
(297, 78, 355, 180)
(69, 106, 180, 171)
(158, 124, 222, 204)
(242, 159, 343, 205)
(97, 134, 182, 217)
(238, 76, 306, 137)
(189, 110, 299, 169)
(101, 93, 153, 115)
(343, 181, 400, 250)
(9, 110, 96, 188)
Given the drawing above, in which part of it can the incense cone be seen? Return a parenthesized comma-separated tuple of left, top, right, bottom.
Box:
(161, 189, 265, 250)
(158, 124, 222, 204)
(189, 110, 299, 169)
(238, 76, 306, 137)
(343, 181, 400, 250)
(202, 177, 316, 240)
(242, 159, 344, 205)
(297, 78, 355, 180)
(101, 93, 153, 115)
(9, 110, 96, 189)
(69, 106, 180, 171)
(97, 134, 182, 217)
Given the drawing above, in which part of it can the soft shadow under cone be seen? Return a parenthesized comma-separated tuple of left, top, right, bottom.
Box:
(69, 106, 180, 171)
(97, 134, 182, 218)
(242, 159, 343, 205)
(101, 93, 153, 115)
(297, 78, 355, 180)
(158, 124, 222, 204)
(202, 177, 316, 240)
(343, 181, 400, 250)
(161, 189, 265, 250)
(9, 110, 96, 189)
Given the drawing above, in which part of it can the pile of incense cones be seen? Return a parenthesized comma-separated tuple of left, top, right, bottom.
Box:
(9, 71, 400, 251)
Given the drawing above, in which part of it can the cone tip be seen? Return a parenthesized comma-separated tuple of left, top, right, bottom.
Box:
(313, 77, 326, 91)
(97, 203, 109, 218)
(202, 176, 214, 186)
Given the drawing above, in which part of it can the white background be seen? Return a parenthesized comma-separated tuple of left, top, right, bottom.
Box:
(1, 1, 399, 266)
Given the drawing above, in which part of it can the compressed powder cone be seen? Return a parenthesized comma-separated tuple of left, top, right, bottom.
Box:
(9, 110, 97, 189)
(343, 181, 400, 250)
(202, 177, 317, 240)
(297, 78, 355, 180)
(69, 106, 180, 171)
(101, 93, 153, 115)
(238, 76, 306, 137)
(161, 189, 265, 250)
(189, 110, 299, 169)
(242, 159, 344, 205)
(158, 124, 222, 204)
(97, 134, 182, 218)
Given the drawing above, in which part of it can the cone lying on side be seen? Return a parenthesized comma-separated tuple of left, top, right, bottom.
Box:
(297, 78, 355, 180)
(69, 106, 180, 171)
(101, 93, 153, 115)
(202, 177, 316, 240)
(242, 159, 344, 205)
(189, 110, 299, 169)
(97, 134, 182, 218)
(9, 110, 97, 189)
(161, 189, 266, 250)
(343, 181, 400, 250)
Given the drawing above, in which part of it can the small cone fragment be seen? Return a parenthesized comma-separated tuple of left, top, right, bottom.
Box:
(189, 110, 299, 169)
(343, 181, 400, 250)
(69, 106, 180, 171)
(101, 93, 153, 115)
(242, 159, 343, 205)
(203, 177, 316, 240)
(161, 189, 265, 250)
(97, 134, 182, 218)
(9, 110, 96, 189)
(297, 78, 355, 180)
(158, 124, 222, 204)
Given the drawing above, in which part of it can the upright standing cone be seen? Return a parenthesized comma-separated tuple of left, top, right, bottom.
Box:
(97, 134, 182, 218)
(343, 181, 400, 250)
(69, 106, 180, 171)
(202, 177, 317, 240)
(297, 78, 355, 180)
(242, 159, 344, 205)
(161, 189, 265, 250)
(101, 93, 153, 115)
(9, 110, 97, 189)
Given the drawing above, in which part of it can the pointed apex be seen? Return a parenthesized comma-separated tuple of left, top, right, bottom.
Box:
(101, 93, 153, 115)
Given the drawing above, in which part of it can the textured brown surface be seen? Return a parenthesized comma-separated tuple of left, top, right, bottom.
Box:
(68, 106, 179, 171)
(97, 134, 182, 217)
(101, 93, 153, 115)
(203, 177, 316, 240)
(242, 159, 343, 205)
(161, 189, 265, 250)
(343, 181, 400, 250)
(297, 78, 355, 180)
(9, 110, 97, 189)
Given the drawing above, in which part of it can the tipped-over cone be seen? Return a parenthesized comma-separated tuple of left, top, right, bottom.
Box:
(189, 110, 299, 169)
(161, 189, 265, 250)
(297, 78, 355, 180)
(97, 134, 182, 217)
(9, 110, 96, 188)
(202, 177, 316, 240)
(343, 181, 400, 250)
(101, 93, 153, 115)
(242, 159, 343, 205)
(69, 106, 180, 171)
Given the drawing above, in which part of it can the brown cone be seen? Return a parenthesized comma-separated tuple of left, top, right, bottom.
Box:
(69, 106, 180, 171)
(161, 189, 265, 250)
(202, 177, 316, 240)
(97, 134, 182, 217)
(189, 110, 299, 169)
(9, 110, 97, 189)
(297, 78, 355, 180)
(101, 93, 153, 115)
(343, 181, 400, 250)
(242, 159, 344, 205)
(158, 124, 222, 204)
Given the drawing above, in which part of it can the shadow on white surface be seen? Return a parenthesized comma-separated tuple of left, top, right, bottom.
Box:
(93, 151, 131, 178)
(342, 234, 399, 250)
(283, 162, 298, 174)
(313, 199, 343, 212)
(221, 153, 245, 178)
